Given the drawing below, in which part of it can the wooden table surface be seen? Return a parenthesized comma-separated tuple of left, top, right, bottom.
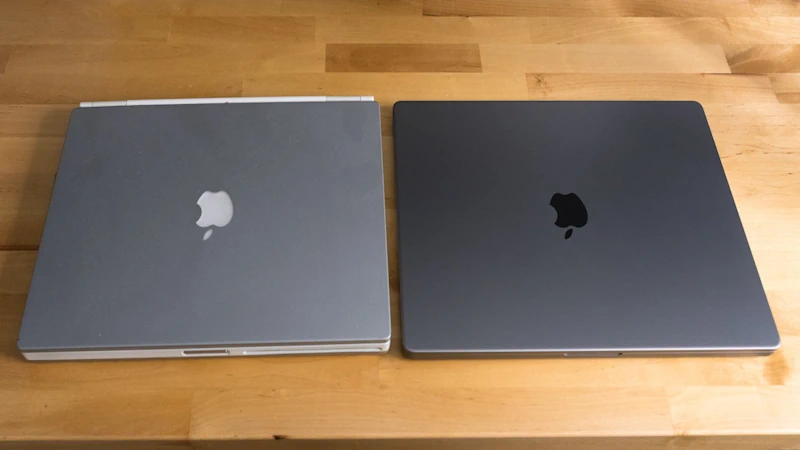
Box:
(1, 0, 800, 448)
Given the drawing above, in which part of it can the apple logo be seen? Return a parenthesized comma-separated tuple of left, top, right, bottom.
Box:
(196, 190, 234, 241)
(549, 193, 588, 240)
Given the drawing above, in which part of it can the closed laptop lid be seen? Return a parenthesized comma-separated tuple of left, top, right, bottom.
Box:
(19, 100, 391, 353)
(393, 101, 779, 357)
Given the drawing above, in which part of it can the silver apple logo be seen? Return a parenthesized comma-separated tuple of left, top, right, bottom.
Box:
(196, 190, 234, 241)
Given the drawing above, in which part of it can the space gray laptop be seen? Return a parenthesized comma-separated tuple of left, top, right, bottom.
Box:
(18, 96, 391, 361)
(393, 101, 780, 358)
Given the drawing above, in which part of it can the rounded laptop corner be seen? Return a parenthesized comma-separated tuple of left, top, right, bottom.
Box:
(16, 339, 35, 362)
(763, 331, 781, 354)
(685, 100, 707, 116)
(393, 101, 412, 116)
(401, 337, 427, 359)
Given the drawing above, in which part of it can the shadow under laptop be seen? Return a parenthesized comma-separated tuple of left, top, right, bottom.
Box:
(0, 108, 71, 361)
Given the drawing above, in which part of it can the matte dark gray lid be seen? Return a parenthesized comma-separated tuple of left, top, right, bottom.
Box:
(19, 101, 391, 351)
(393, 101, 779, 357)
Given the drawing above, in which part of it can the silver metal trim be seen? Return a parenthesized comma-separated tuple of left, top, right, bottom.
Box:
(23, 340, 390, 361)
(79, 96, 375, 108)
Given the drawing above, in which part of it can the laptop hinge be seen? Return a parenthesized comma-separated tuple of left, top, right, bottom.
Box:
(79, 96, 374, 108)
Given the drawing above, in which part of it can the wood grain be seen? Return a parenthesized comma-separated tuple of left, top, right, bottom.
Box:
(0, 105, 73, 137)
(169, 17, 316, 44)
(0, 46, 10, 73)
(326, 44, 482, 72)
(481, 44, 730, 73)
(668, 386, 800, 434)
(0, 1, 186, 17)
(526, 74, 778, 102)
(189, 387, 673, 439)
(422, 0, 756, 17)
(0, 73, 243, 104)
(244, 73, 530, 102)
(725, 45, 800, 73)
(0, 175, 54, 249)
(0, 356, 381, 393)
(5, 44, 326, 75)
(4, 438, 800, 450)
(0, 389, 193, 440)
(0, 138, 63, 175)
(527, 18, 800, 44)
(0, 252, 36, 294)
(770, 74, 800, 102)
(281, 0, 423, 16)
(750, 0, 800, 16)
(317, 17, 530, 44)
(379, 337, 800, 388)
(0, 15, 172, 45)
(1, 0, 800, 447)
(179, 0, 282, 17)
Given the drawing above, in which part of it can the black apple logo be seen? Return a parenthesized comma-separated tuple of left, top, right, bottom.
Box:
(549, 193, 588, 239)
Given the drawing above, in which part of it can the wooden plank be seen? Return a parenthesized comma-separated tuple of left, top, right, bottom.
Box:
(169, 17, 316, 45)
(5, 437, 800, 450)
(387, 233, 400, 323)
(766, 289, 800, 336)
(0, 442, 190, 450)
(189, 387, 672, 439)
(0, 73, 243, 104)
(44, 0, 412, 18)
(378, 337, 800, 388)
(382, 138, 396, 204)
(179, 0, 282, 16)
(481, 44, 730, 73)
(0, 0, 416, 18)
(422, 0, 755, 17)
(0, 389, 192, 440)
(0, 136, 62, 250)
(177, 0, 420, 18)
(668, 386, 800, 434)
(750, 0, 800, 16)
(526, 74, 777, 103)
(317, 17, 530, 44)
(383, 137, 399, 291)
(5, 44, 326, 76)
(725, 45, 800, 73)
(0, 295, 24, 368)
(0, 46, 10, 73)
(0, 138, 63, 175)
(326, 44, 481, 73)
(0, 0, 420, 18)
(528, 18, 800, 44)
(0, 252, 36, 294)
(0, 352, 380, 392)
(281, 0, 423, 16)
(0, 15, 171, 45)
(771, 74, 800, 103)
(0, 175, 53, 249)
(704, 102, 800, 157)
(244, 73, 529, 103)
(0, 105, 73, 137)
(0, 0, 185, 17)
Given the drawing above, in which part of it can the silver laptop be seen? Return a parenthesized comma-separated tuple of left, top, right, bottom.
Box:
(18, 96, 391, 361)
(393, 101, 780, 358)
